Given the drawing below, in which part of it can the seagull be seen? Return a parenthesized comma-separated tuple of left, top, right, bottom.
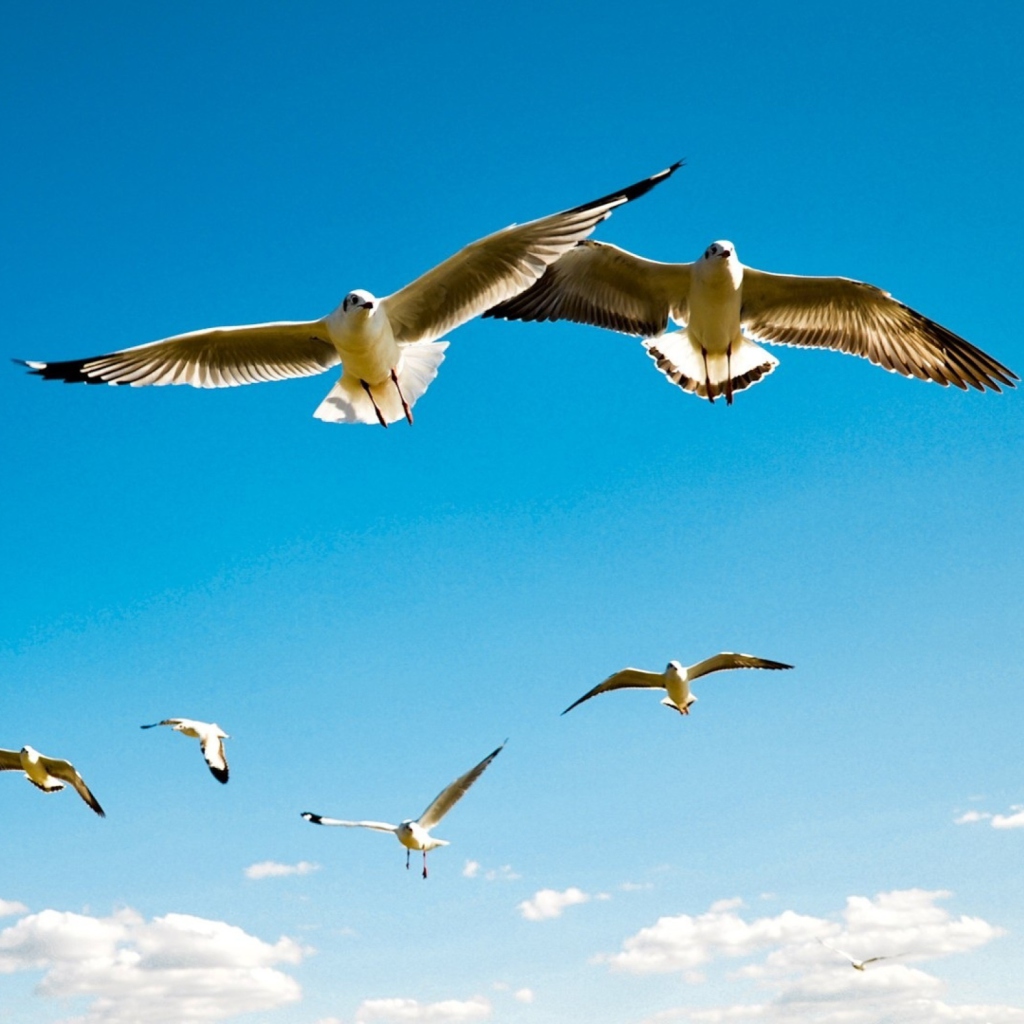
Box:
(17, 163, 681, 426)
(302, 741, 504, 878)
(485, 238, 1017, 403)
(141, 718, 229, 783)
(818, 937, 906, 971)
(561, 653, 793, 716)
(0, 745, 105, 816)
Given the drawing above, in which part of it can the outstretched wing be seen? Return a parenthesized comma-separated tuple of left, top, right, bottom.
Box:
(561, 668, 667, 715)
(686, 653, 794, 682)
(301, 813, 397, 832)
(486, 239, 691, 337)
(18, 320, 339, 388)
(0, 749, 23, 771)
(740, 268, 1017, 392)
(416, 742, 506, 830)
(39, 756, 105, 817)
(140, 720, 182, 729)
(200, 733, 229, 784)
(382, 164, 682, 345)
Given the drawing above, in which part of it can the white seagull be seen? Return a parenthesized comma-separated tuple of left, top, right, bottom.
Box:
(0, 745, 105, 816)
(302, 741, 504, 877)
(562, 653, 793, 716)
(141, 718, 230, 783)
(18, 164, 680, 426)
(818, 937, 906, 971)
(485, 238, 1017, 403)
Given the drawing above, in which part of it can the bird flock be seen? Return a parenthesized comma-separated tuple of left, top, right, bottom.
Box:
(9, 160, 1016, 969)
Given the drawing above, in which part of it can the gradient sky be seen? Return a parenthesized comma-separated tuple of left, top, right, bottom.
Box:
(2, 2, 1023, 1023)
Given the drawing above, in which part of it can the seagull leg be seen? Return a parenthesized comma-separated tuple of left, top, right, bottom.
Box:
(360, 380, 388, 429)
(406, 849, 411, 870)
(390, 368, 414, 425)
(701, 347, 715, 404)
(422, 851, 428, 880)
(725, 344, 734, 406)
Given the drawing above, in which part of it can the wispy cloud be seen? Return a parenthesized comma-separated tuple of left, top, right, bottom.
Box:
(517, 887, 593, 921)
(597, 889, 1018, 1023)
(955, 803, 1024, 829)
(355, 996, 491, 1022)
(0, 903, 307, 1022)
(244, 859, 321, 880)
(462, 860, 520, 881)
(514, 988, 534, 1004)
(0, 899, 27, 917)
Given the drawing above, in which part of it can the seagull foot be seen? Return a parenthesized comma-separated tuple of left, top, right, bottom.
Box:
(701, 347, 715, 405)
(390, 368, 414, 425)
(361, 379, 388, 428)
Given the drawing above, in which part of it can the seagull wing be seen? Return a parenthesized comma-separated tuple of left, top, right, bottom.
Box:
(382, 164, 682, 345)
(416, 742, 506, 830)
(740, 268, 1017, 392)
(561, 668, 667, 715)
(485, 239, 692, 337)
(0, 749, 23, 771)
(19, 320, 339, 388)
(817, 938, 858, 964)
(38, 756, 105, 817)
(140, 720, 183, 729)
(199, 732, 229, 784)
(301, 813, 398, 832)
(685, 652, 794, 682)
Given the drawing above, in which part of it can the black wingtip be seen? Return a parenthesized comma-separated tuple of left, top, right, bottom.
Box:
(302, 812, 323, 824)
(564, 159, 684, 215)
(210, 766, 229, 784)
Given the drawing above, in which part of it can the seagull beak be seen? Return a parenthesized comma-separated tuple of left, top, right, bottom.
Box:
(360, 301, 374, 310)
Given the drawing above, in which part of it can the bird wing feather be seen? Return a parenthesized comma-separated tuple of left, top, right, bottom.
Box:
(38, 756, 105, 816)
(0, 749, 24, 771)
(417, 742, 505, 830)
(561, 668, 667, 715)
(382, 164, 682, 345)
(685, 652, 794, 682)
(302, 815, 398, 832)
(485, 239, 691, 337)
(740, 268, 1017, 391)
(200, 732, 229, 784)
(19, 320, 339, 388)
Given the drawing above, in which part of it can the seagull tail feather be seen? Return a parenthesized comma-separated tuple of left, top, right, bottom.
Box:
(313, 341, 448, 424)
(644, 331, 777, 403)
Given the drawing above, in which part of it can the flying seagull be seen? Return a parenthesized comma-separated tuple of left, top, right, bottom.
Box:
(818, 937, 906, 971)
(141, 718, 229, 783)
(485, 238, 1017, 403)
(17, 164, 681, 426)
(562, 653, 793, 716)
(302, 741, 504, 878)
(0, 745, 105, 816)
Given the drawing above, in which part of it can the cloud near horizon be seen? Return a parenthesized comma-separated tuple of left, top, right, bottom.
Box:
(597, 888, 1018, 1023)
(955, 804, 1024, 829)
(244, 859, 321, 880)
(0, 902, 307, 1023)
(517, 887, 593, 921)
(354, 995, 492, 1022)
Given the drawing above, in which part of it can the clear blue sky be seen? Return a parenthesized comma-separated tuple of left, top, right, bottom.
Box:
(2, 2, 1023, 1022)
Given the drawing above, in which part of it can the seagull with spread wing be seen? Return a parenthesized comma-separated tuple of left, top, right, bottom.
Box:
(302, 741, 504, 878)
(0, 745, 105, 816)
(562, 653, 793, 716)
(817, 937, 907, 971)
(141, 718, 230, 783)
(17, 163, 680, 426)
(485, 237, 1017, 403)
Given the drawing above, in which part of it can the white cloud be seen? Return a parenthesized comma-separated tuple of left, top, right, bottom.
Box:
(0, 899, 27, 917)
(517, 887, 591, 921)
(514, 988, 534, 1004)
(355, 996, 491, 1022)
(0, 904, 307, 1022)
(955, 802, 1024, 829)
(599, 889, 1018, 1024)
(462, 860, 519, 881)
(244, 860, 321, 880)
(621, 882, 654, 892)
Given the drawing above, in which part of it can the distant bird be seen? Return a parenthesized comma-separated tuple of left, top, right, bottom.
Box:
(141, 719, 229, 783)
(818, 937, 906, 971)
(485, 238, 1017, 403)
(562, 653, 793, 716)
(0, 745, 105, 816)
(302, 741, 505, 878)
(17, 163, 681, 426)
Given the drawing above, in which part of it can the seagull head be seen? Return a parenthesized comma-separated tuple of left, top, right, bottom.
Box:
(340, 289, 377, 317)
(702, 241, 734, 262)
(666, 660, 684, 675)
(20, 745, 38, 758)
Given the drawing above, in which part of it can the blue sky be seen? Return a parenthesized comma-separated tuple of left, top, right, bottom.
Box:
(2, 2, 1023, 1022)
